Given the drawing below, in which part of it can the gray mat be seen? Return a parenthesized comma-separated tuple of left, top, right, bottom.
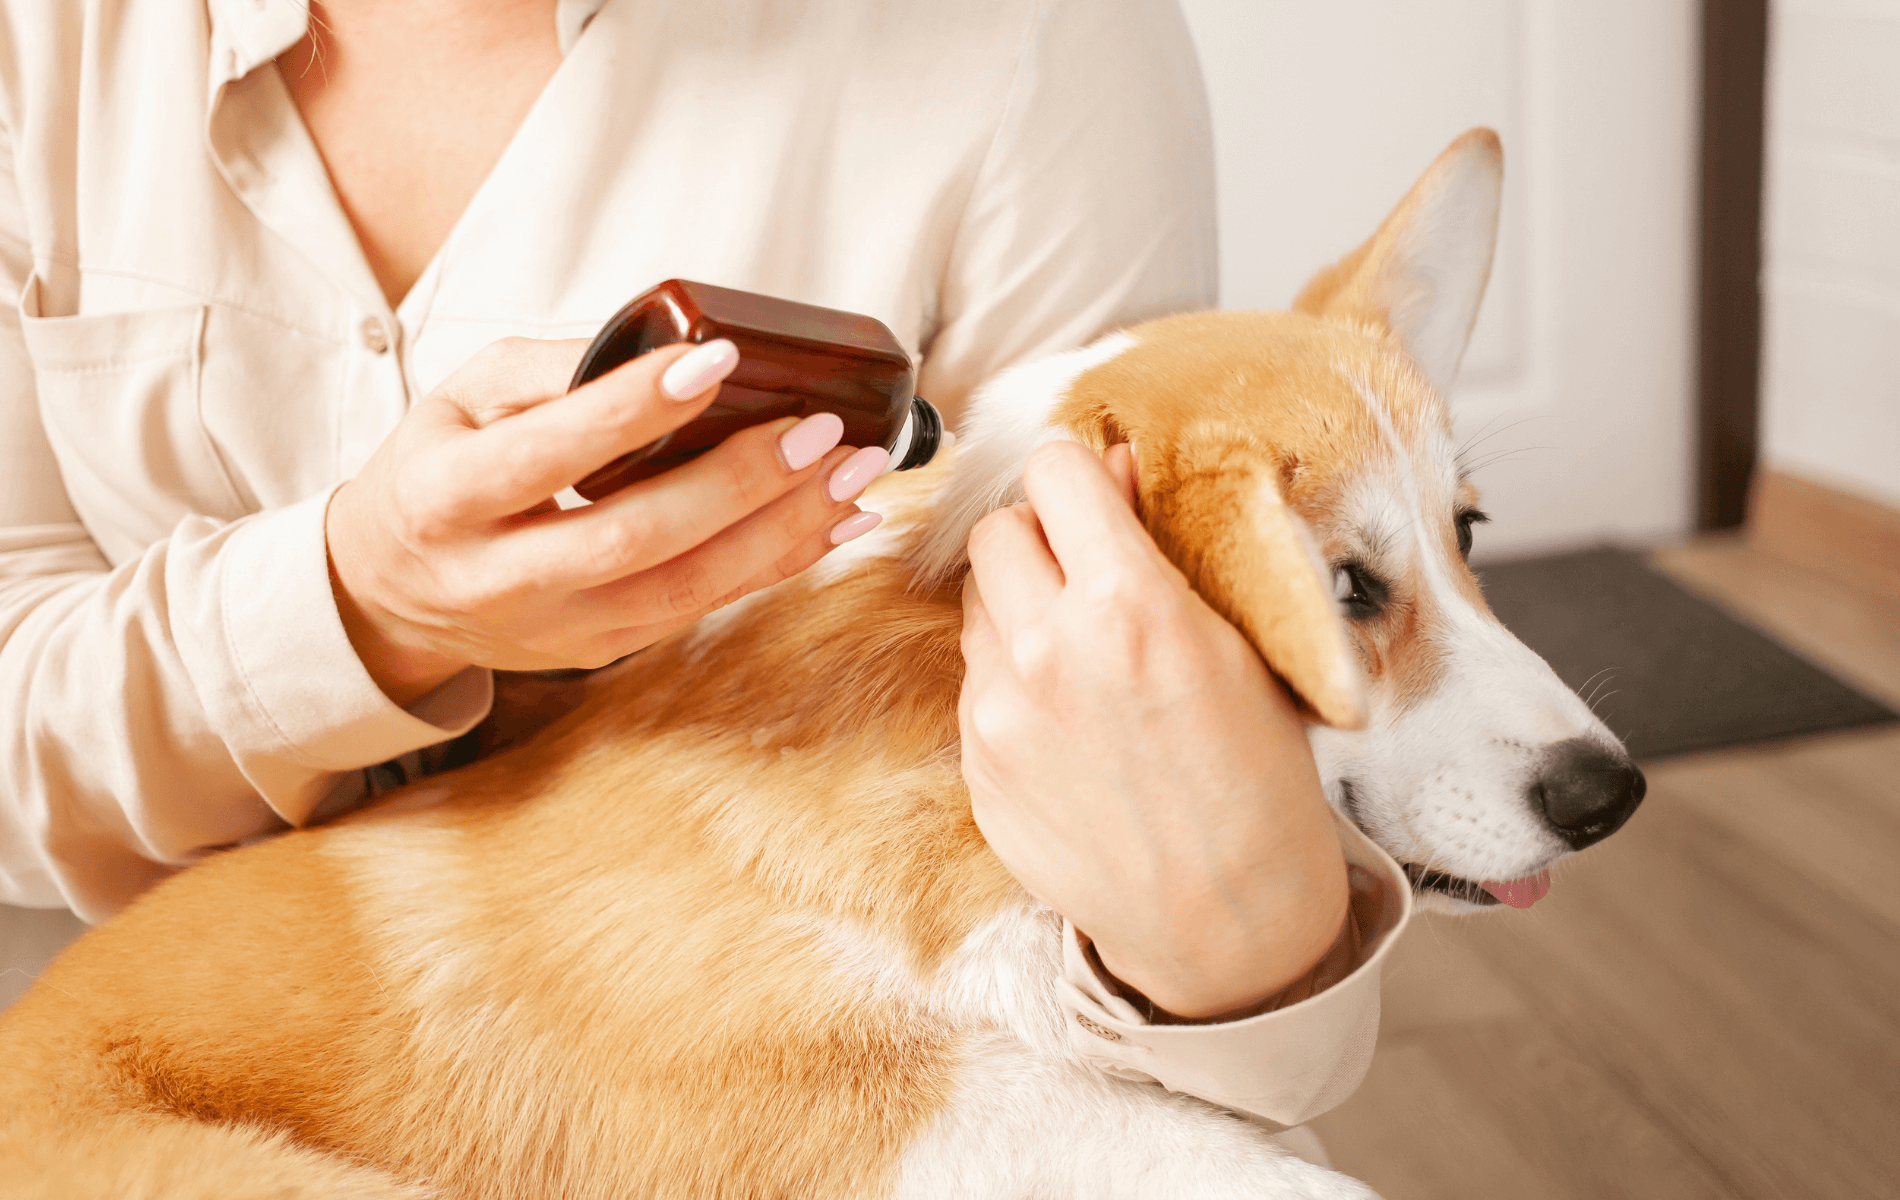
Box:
(1476, 547, 1897, 761)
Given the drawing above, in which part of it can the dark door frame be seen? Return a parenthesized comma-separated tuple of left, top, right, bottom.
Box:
(1696, 0, 1770, 531)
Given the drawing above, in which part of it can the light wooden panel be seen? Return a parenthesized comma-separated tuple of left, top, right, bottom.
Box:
(1749, 469, 1900, 605)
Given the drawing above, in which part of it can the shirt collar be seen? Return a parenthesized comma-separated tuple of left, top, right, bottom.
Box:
(205, 0, 610, 87)
(205, 0, 310, 90)
(556, 0, 610, 54)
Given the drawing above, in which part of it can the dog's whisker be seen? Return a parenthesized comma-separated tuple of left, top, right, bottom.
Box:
(1577, 666, 1617, 694)
(1578, 665, 1625, 710)
(1587, 689, 1622, 717)
(1458, 445, 1554, 477)
(1454, 416, 1550, 475)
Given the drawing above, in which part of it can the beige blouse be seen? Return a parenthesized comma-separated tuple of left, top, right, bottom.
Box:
(0, 0, 1408, 1128)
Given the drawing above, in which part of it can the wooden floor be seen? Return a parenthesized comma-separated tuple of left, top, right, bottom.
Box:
(3, 536, 1896, 1198)
(1310, 535, 1900, 1200)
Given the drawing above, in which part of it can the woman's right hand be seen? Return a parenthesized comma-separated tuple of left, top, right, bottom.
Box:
(325, 336, 889, 706)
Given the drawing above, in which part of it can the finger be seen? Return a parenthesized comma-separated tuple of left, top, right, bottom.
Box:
(725, 503, 874, 594)
(1019, 440, 1164, 585)
(429, 336, 597, 428)
(964, 504, 1063, 638)
(959, 579, 1004, 666)
(667, 497, 876, 615)
(1103, 441, 1138, 511)
(955, 584, 1012, 764)
(961, 569, 983, 623)
(519, 414, 853, 589)
(573, 442, 863, 616)
(444, 341, 731, 520)
(569, 497, 878, 662)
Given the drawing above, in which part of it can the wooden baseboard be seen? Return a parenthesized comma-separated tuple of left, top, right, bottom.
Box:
(1749, 469, 1900, 603)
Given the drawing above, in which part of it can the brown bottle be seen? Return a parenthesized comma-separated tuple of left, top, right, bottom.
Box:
(569, 280, 944, 500)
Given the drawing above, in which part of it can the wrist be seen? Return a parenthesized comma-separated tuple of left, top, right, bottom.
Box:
(1090, 848, 1350, 1020)
(325, 500, 466, 707)
(328, 557, 465, 706)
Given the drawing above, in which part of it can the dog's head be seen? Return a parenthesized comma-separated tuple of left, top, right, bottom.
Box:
(917, 128, 1643, 913)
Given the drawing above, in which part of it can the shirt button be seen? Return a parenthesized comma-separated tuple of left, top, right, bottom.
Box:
(1076, 1013, 1123, 1042)
(361, 318, 391, 354)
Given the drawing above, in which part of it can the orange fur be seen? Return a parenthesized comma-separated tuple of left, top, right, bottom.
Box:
(2, 478, 989, 1198)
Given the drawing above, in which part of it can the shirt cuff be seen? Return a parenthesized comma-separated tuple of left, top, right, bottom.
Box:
(1056, 809, 1411, 1128)
(180, 487, 493, 825)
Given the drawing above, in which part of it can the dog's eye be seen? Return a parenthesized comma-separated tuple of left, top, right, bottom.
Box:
(1455, 509, 1489, 560)
(1330, 563, 1386, 620)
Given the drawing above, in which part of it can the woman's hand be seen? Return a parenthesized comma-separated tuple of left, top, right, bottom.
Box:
(959, 440, 1349, 1020)
(326, 337, 889, 705)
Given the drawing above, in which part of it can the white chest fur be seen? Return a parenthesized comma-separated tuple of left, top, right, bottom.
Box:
(844, 906, 1379, 1199)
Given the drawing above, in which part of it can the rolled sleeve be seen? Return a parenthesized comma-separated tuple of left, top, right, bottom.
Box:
(1057, 812, 1412, 1128)
(185, 485, 492, 820)
(2, 489, 490, 920)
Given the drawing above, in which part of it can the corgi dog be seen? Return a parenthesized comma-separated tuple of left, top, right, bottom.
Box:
(0, 128, 1643, 1199)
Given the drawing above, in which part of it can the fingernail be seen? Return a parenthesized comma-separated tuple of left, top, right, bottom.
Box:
(660, 339, 739, 400)
(828, 511, 883, 545)
(827, 446, 890, 502)
(779, 412, 846, 471)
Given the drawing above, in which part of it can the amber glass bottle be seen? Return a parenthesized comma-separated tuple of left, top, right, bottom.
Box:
(568, 280, 944, 500)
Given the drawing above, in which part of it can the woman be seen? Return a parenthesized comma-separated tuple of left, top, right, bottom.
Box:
(0, 0, 1406, 1132)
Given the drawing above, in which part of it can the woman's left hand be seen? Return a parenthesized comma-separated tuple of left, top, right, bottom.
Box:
(959, 440, 1349, 1020)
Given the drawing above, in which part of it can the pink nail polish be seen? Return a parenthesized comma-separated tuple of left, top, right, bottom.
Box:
(659, 339, 739, 400)
(829, 511, 883, 545)
(826, 446, 890, 503)
(779, 413, 846, 471)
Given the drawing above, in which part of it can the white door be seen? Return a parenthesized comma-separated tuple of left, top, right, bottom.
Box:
(1176, 0, 1699, 560)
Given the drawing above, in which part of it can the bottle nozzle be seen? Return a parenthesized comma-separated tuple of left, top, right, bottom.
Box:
(890, 397, 944, 471)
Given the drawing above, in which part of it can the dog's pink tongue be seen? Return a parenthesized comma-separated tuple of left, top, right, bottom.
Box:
(1481, 870, 1552, 909)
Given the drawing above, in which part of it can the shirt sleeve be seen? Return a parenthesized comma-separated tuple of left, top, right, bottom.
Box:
(0, 121, 491, 922)
(1057, 812, 1413, 1129)
(916, 0, 1219, 423)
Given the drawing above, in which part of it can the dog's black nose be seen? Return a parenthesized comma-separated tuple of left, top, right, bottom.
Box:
(1530, 739, 1646, 850)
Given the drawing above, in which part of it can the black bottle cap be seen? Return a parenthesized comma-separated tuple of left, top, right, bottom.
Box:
(895, 397, 943, 471)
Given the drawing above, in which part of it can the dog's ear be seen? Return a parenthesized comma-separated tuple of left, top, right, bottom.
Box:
(1021, 322, 1366, 729)
(1295, 127, 1503, 395)
(1146, 450, 1367, 731)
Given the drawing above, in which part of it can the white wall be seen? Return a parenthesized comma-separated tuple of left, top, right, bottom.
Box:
(1175, 0, 1700, 559)
(1761, 0, 1900, 510)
